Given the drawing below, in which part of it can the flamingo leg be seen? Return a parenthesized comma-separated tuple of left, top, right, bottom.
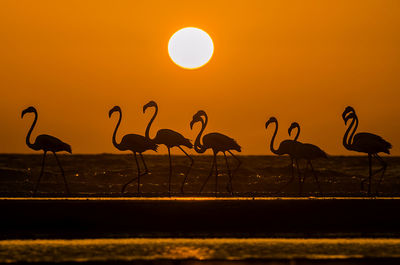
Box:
(367, 154, 372, 196)
(139, 153, 149, 175)
(215, 153, 219, 196)
(167, 147, 172, 196)
(308, 160, 322, 193)
(54, 152, 70, 195)
(228, 151, 241, 174)
(296, 159, 303, 195)
(279, 157, 295, 192)
(227, 151, 241, 194)
(121, 152, 141, 194)
(34, 151, 47, 195)
(223, 152, 234, 195)
(179, 146, 193, 193)
(373, 154, 387, 195)
(199, 153, 215, 193)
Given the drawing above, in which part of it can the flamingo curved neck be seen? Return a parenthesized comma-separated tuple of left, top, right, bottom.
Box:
(26, 110, 39, 151)
(112, 110, 122, 150)
(194, 115, 207, 153)
(349, 115, 358, 145)
(145, 105, 158, 140)
(269, 121, 279, 155)
(343, 115, 356, 150)
(293, 126, 300, 141)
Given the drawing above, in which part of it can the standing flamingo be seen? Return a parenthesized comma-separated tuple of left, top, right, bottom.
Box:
(265, 117, 302, 191)
(190, 110, 241, 195)
(21, 106, 71, 194)
(109, 106, 158, 194)
(342, 106, 391, 195)
(288, 122, 326, 193)
(143, 101, 193, 194)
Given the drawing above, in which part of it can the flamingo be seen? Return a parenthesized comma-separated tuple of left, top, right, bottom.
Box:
(21, 106, 71, 194)
(190, 110, 241, 195)
(265, 117, 302, 191)
(143, 101, 193, 194)
(342, 106, 391, 195)
(288, 122, 326, 193)
(108, 106, 158, 194)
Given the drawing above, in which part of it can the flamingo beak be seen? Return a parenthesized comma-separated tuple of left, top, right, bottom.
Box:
(190, 120, 195, 130)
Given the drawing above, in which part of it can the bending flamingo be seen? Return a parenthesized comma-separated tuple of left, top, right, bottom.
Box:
(288, 122, 326, 193)
(190, 110, 241, 195)
(143, 101, 193, 194)
(109, 106, 158, 194)
(21, 106, 71, 194)
(342, 106, 391, 195)
(265, 117, 302, 191)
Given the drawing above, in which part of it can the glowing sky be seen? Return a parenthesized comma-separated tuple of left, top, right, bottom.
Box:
(0, 0, 399, 155)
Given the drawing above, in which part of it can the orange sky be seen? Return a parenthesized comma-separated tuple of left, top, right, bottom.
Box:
(0, 0, 399, 155)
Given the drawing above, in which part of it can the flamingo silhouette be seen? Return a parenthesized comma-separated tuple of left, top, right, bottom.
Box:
(265, 117, 302, 191)
(288, 122, 326, 193)
(342, 106, 391, 195)
(190, 110, 241, 195)
(21, 106, 71, 194)
(109, 106, 158, 194)
(143, 101, 193, 194)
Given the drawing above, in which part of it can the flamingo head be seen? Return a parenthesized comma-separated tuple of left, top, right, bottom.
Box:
(342, 106, 355, 121)
(108, 106, 121, 118)
(143, 100, 157, 113)
(21, 106, 36, 118)
(288, 122, 300, 136)
(265, 117, 277, 129)
(190, 111, 204, 130)
(343, 112, 356, 125)
(65, 144, 72, 154)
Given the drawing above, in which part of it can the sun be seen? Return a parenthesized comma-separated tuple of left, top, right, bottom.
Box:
(168, 27, 214, 70)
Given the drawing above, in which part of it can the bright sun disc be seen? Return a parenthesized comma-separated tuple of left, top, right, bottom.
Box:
(168, 27, 214, 69)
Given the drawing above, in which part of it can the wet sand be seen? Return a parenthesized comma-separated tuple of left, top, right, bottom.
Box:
(1, 238, 400, 264)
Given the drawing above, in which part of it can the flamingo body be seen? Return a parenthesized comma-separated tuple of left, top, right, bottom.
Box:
(153, 129, 192, 149)
(202, 132, 241, 153)
(33, 134, 72, 153)
(293, 143, 327, 160)
(118, 134, 157, 153)
(275, 139, 299, 156)
(350, 132, 391, 154)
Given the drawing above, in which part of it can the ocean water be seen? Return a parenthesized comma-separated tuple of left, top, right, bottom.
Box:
(1, 238, 400, 263)
(0, 154, 399, 196)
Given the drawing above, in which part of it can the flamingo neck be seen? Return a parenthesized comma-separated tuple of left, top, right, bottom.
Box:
(112, 110, 122, 150)
(269, 121, 279, 155)
(349, 114, 358, 145)
(343, 115, 356, 150)
(194, 116, 207, 154)
(293, 125, 300, 141)
(26, 110, 39, 151)
(145, 105, 158, 140)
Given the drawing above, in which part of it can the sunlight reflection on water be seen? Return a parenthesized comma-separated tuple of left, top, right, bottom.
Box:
(0, 238, 400, 263)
